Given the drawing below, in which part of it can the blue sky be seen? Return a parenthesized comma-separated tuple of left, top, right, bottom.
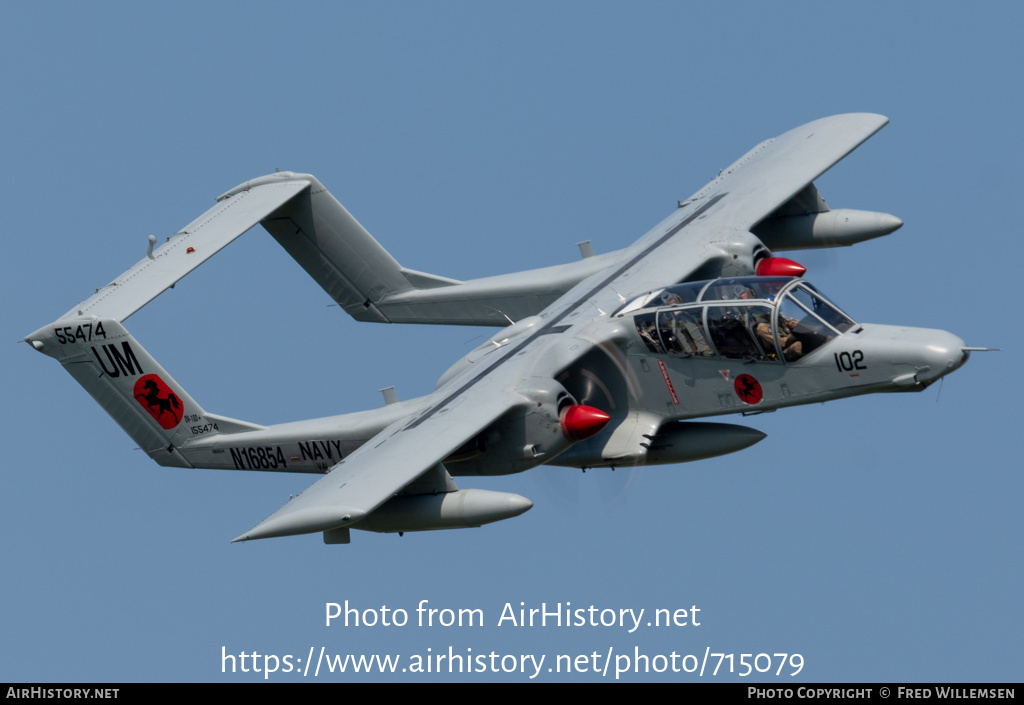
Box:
(2, 2, 1019, 682)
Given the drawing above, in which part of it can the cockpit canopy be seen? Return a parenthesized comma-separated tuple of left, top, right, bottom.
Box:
(622, 276, 855, 362)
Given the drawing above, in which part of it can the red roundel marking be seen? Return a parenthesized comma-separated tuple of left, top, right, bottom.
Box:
(133, 374, 184, 429)
(734, 374, 763, 405)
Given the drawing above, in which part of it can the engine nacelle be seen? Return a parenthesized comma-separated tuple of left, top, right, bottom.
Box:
(753, 209, 903, 250)
(352, 489, 533, 533)
(445, 379, 609, 476)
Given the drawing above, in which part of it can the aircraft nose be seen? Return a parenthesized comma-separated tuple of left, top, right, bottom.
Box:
(919, 330, 969, 382)
(889, 328, 968, 386)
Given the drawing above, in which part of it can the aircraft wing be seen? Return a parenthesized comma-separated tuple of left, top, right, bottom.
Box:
(232, 384, 522, 541)
(632, 113, 889, 252)
(505, 113, 891, 317)
(243, 114, 890, 327)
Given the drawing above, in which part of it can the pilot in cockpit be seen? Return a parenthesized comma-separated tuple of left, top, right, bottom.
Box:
(755, 315, 802, 361)
(638, 318, 665, 353)
(734, 286, 804, 360)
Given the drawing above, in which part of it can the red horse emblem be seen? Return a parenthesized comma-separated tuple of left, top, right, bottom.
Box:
(134, 374, 183, 429)
(733, 374, 763, 405)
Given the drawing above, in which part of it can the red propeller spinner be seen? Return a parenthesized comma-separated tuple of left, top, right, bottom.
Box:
(560, 405, 611, 442)
(756, 256, 806, 277)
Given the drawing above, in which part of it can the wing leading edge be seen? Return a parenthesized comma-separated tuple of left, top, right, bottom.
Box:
(681, 113, 889, 232)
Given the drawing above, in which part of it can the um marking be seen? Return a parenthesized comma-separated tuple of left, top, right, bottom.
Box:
(91, 342, 143, 378)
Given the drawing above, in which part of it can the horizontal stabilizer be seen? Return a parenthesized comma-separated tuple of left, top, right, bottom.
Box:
(59, 176, 310, 323)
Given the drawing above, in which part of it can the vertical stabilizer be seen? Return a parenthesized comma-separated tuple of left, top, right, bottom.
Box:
(25, 318, 261, 467)
(258, 179, 459, 322)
